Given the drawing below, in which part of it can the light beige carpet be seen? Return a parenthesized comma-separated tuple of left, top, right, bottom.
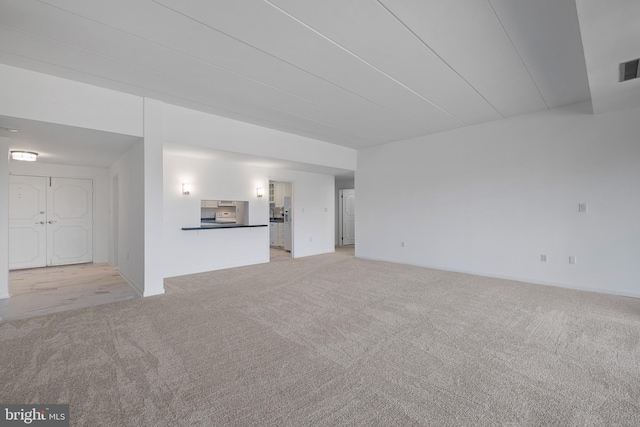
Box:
(1, 250, 639, 426)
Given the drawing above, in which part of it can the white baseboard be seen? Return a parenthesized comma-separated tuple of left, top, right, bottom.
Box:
(143, 288, 165, 297)
(0, 291, 10, 300)
(355, 255, 640, 300)
(115, 268, 143, 297)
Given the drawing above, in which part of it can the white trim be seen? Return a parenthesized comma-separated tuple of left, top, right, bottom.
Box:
(0, 292, 10, 300)
(116, 267, 143, 297)
(143, 288, 165, 297)
(355, 255, 640, 300)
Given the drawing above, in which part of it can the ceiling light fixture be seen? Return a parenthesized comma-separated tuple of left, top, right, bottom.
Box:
(10, 151, 38, 162)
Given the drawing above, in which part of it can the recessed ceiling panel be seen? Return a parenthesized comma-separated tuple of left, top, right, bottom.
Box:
(0, 2, 397, 146)
(37, 0, 431, 145)
(488, 0, 591, 108)
(154, 0, 462, 134)
(379, 0, 548, 117)
(268, 0, 502, 125)
(0, 25, 380, 147)
(0, 0, 611, 150)
(576, 0, 640, 113)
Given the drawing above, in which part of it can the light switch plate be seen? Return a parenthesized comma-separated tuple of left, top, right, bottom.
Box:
(578, 203, 587, 213)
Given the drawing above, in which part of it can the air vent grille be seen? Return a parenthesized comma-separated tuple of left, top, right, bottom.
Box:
(621, 58, 639, 82)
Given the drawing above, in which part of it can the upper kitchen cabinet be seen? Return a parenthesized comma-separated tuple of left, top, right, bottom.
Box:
(270, 181, 292, 207)
(201, 200, 218, 208)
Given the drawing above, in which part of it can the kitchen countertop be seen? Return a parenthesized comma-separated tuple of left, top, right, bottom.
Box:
(182, 224, 268, 230)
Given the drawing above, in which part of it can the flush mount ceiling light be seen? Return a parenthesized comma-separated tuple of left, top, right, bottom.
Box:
(0, 125, 18, 133)
(10, 151, 38, 161)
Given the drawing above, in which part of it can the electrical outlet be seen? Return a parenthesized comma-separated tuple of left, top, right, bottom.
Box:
(578, 203, 587, 213)
(401, 241, 405, 247)
(540, 254, 547, 262)
(569, 256, 577, 265)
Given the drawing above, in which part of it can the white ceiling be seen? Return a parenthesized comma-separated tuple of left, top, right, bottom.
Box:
(1, 115, 140, 168)
(0, 0, 636, 160)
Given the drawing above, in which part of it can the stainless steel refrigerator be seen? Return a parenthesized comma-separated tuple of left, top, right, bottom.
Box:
(284, 196, 292, 252)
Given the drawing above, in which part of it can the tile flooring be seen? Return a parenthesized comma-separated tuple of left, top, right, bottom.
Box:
(0, 263, 138, 322)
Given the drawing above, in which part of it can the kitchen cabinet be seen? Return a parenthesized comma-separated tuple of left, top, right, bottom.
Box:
(277, 223, 285, 247)
(201, 200, 218, 208)
(270, 223, 278, 246)
(269, 223, 285, 248)
(274, 183, 283, 207)
(273, 182, 291, 207)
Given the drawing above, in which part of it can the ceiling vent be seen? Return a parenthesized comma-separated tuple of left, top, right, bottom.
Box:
(621, 58, 639, 82)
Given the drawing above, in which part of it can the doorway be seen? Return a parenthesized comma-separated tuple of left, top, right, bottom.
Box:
(339, 189, 355, 246)
(9, 174, 94, 269)
(268, 180, 293, 261)
(2, 174, 137, 322)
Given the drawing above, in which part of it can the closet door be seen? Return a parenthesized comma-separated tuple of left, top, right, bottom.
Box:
(8, 175, 48, 269)
(46, 177, 93, 266)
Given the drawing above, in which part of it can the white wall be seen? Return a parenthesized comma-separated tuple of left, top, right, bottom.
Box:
(164, 152, 335, 278)
(8, 161, 110, 264)
(0, 139, 9, 298)
(357, 102, 640, 298)
(110, 140, 145, 294)
(0, 64, 143, 137)
(163, 103, 356, 171)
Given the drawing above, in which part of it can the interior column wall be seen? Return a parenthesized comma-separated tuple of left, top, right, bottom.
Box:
(0, 138, 9, 299)
(142, 98, 164, 296)
(110, 140, 145, 295)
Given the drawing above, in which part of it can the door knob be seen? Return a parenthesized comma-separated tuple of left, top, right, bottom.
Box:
(35, 221, 45, 224)
(48, 220, 57, 224)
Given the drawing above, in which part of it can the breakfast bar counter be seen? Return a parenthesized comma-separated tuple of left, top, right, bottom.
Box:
(182, 224, 268, 231)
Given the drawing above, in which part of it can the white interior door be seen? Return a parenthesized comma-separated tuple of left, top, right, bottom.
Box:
(9, 175, 47, 269)
(47, 177, 93, 266)
(340, 189, 355, 245)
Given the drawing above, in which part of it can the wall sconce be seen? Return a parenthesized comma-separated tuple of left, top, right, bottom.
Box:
(256, 187, 264, 198)
(182, 183, 192, 195)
